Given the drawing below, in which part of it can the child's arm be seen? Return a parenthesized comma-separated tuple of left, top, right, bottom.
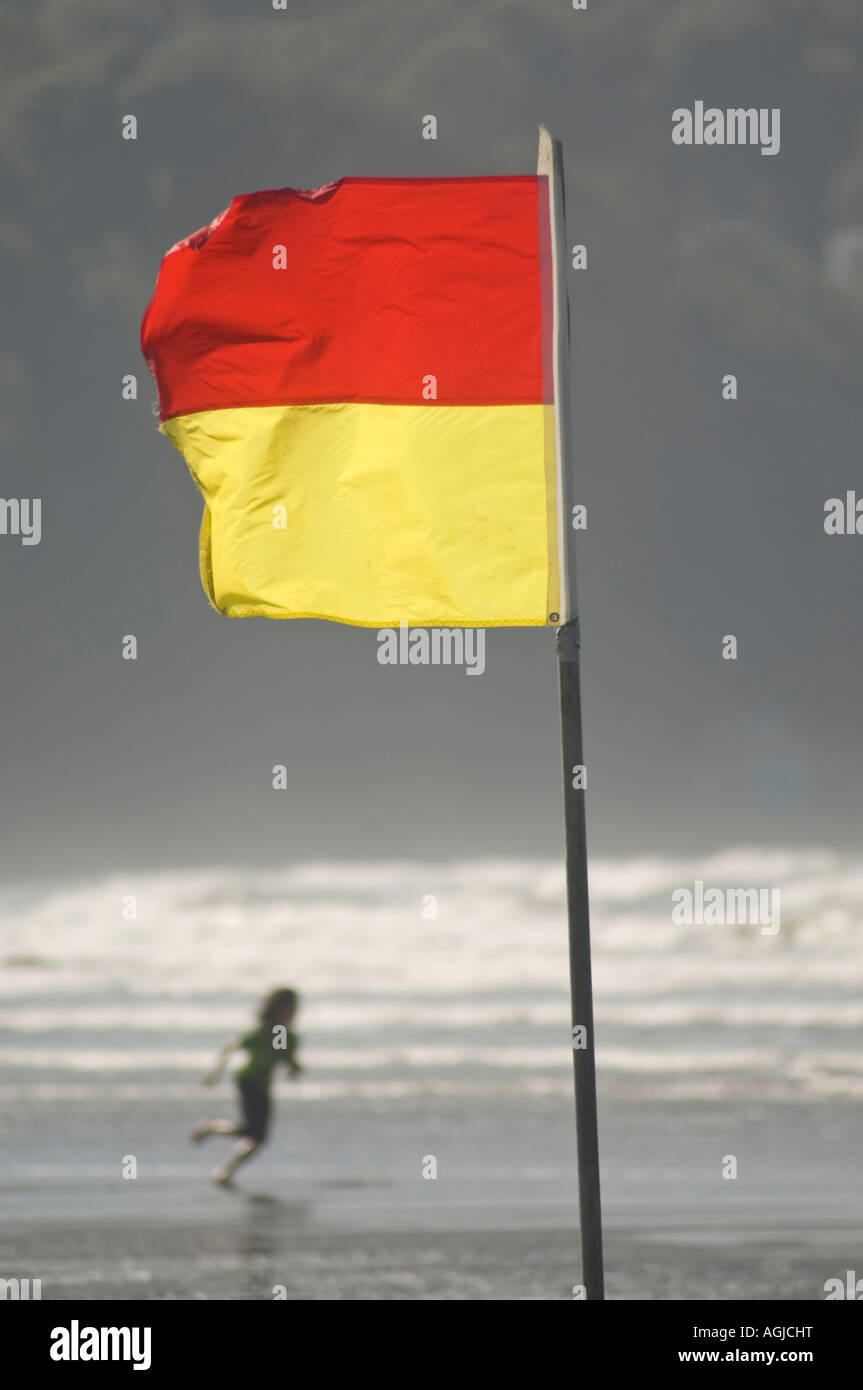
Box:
(203, 1037, 239, 1087)
(284, 1033, 303, 1079)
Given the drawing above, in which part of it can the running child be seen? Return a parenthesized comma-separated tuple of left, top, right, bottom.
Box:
(191, 987, 302, 1187)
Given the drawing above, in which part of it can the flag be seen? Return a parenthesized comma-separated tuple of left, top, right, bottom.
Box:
(142, 173, 561, 627)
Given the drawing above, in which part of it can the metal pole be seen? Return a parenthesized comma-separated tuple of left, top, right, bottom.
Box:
(539, 124, 605, 1300)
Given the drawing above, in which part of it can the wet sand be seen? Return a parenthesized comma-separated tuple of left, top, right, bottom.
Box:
(2, 1159, 858, 1300)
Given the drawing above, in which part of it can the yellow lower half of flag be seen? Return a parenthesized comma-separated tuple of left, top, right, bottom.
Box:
(163, 402, 559, 627)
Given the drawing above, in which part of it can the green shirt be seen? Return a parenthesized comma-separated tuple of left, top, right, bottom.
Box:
(235, 1025, 299, 1089)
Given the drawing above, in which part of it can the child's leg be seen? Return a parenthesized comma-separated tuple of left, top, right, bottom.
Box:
(205, 1080, 269, 1183)
(213, 1137, 259, 1185)
(190, 1119, 241, 1143)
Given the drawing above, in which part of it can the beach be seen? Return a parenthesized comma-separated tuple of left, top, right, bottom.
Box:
(2, 853, 862, 1300)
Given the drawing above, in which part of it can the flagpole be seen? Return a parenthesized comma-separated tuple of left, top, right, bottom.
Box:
(538, 125, 605, 1300)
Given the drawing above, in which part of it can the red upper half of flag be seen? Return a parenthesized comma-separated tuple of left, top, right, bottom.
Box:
(141, 176, 552, 417)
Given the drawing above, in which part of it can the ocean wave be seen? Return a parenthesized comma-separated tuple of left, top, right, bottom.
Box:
(1, 851, 861, 1101)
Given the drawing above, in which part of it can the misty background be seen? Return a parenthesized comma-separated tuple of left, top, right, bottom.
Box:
(1, 0, 862, 881)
